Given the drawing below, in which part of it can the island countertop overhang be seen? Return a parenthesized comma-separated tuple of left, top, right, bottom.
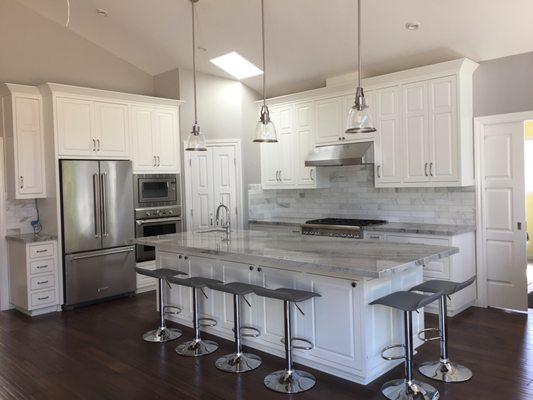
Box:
(134, 230, 458, 280)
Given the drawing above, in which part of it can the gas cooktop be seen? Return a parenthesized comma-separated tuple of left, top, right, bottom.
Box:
(301, 218, 387, 239)
(305, 218, 387, 227)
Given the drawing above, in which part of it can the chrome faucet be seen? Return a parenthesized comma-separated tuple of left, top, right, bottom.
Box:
(215, 203, 231, 241)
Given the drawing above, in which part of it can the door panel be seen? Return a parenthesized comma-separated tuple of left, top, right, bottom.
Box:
(295, 102, 316, 186)
(154, 109, 179, 172)
(375, 86, 401, 184)
(56, 97, 95, 156)
(94, 101, 129, 157)
(212, 145, 238, 228)
(187, 151, 214, 231)
(131, 106, 155, 171)
(188, 256, 216, 319)
(278, 106, 296, 185)
(315, 97, 342, 144)
(261, 107, 281, 187)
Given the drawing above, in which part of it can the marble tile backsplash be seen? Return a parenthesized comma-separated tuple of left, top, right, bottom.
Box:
(248, 166, 476, 225)
(5, 199, 37, 235)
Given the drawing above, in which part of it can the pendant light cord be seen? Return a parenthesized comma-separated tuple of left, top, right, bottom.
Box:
(357, 0, 362, 89)
(261, 0, 267, 107)
(191, 0, 198, 126)
(65, 0, 70, 28)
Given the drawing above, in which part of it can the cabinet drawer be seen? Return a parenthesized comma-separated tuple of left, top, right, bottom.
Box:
(30, 289, 56, 308)
(30, 274, 55, 291)
(29, 243, 55, 259)
(30, 258, 55, 275)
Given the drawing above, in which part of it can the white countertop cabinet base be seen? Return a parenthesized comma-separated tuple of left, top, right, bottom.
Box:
(157, 250, 424, 385)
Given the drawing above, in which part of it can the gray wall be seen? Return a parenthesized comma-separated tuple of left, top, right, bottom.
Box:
(474, 51, 533, 117)
(0, 0, 154, 95)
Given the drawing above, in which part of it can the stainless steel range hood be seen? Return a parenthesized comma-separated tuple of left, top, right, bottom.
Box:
(305, 142, 373, 167)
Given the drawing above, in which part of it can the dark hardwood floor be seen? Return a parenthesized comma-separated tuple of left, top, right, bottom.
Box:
(0, 292, 531, 400)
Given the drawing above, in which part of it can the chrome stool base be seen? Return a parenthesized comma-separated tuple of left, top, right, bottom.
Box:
(175, 339, 218, 357)
(264, 369, 316, 394)
(382, 379, 440, 400)
(419, 360, 473, 383)
(142, 327, 182, 343)
(215, 352, 262, 373)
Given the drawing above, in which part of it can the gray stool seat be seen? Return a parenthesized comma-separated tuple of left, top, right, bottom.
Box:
(410, 276, 476, 296)
(134, 266, 187, 279)
(410, 276, 476, 384)
(207, 281, 260, 296)
(253, 287, 321, 303)
(370, 290, 443, 311)
(167, 276, 223, 288)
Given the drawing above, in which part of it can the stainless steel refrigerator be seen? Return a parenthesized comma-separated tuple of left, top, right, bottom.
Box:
(60, 160, 135, 308)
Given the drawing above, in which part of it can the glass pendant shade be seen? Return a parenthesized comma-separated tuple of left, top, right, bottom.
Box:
(346, 100, 376, 134)
(185, 124, 207, 151)
(253, 106, 278, 143)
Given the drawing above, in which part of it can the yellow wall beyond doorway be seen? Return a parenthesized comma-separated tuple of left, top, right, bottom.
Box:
(525, 121, 533, 259)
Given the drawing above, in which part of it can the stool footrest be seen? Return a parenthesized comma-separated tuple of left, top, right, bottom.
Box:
(163, 305, 181, 315)
(281, 337, 314, 350)
(381, 344, 406, 361)
(238, 326, 261, 338)
(199, 317, 217, 327)
(417, 327, 441, 342)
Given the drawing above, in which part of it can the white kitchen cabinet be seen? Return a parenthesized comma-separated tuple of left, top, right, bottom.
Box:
(315, 96, 344, 145)
(94, 101, 130, 157)
(374, 86, 402, 186)
(135, 260, 157, 293)
(131, 106, 180, 173)
(0, 84, 46, 199)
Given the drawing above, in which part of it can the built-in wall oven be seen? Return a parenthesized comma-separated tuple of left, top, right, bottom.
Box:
(134, 174, 182, 262)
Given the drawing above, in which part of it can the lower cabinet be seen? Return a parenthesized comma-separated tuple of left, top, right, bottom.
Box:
(135, 260, 157, 293)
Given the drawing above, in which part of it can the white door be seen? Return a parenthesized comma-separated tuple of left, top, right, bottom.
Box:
(476, 115, 528, 311)
(211, 145, 238, 229)
(375, 86, 402, 185)
(131, 106, 156, 172)
(56, 97, 95, 157)
(315, 96, 343, 144)
(187, 150, 214, 231)
(154, 108, 179, 172)
(402, 82, 429, 183)
(428, 76, 458, 182)
(295, 102, 316, 186)
(94, 101, 129, 158)
(14, 96, 44, 196)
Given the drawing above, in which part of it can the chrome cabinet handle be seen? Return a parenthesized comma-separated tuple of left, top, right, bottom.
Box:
(153, 156, 157, 167)
(97, 139, 101, 151)
(100, 173, 108, 237)
(93, 173, 101, 238)
(37, 295, 50, 301)
(279, 170, 282, 181)
(377, 165, 381, 178)
(310, 169, 315, 181)
(157, 156, 161, 166)
(429, 162, 433, 177)
(424, 162, 428, 177)
(37, 280, 49, 285)
(92, 139, 96, 151)
(19, 176, 24, 189)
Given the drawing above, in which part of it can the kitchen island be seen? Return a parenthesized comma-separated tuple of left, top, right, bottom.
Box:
(136, 230, 458, 385)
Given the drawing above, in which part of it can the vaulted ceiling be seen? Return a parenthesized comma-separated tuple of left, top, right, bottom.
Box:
(16, 0, 533, 97)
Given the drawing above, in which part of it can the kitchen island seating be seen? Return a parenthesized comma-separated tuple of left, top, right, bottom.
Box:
(206, 281, 263, 373)
(371, 289, 444, 400)
(167, 276, 223, 357)
(253, 286, 321, 394)
(134, 266, 188, 343)
(410, 276, 476, 383)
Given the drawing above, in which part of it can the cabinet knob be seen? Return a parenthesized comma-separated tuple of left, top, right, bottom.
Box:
(249, 265, 254, 271)
(351, 282, 357, 288)
(257, 267, 262, 272)
(184, 256, 188, 260)
(178, 255, 182, 259)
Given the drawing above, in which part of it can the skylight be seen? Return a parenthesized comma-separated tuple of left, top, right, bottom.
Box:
(210, 52, 263, 80)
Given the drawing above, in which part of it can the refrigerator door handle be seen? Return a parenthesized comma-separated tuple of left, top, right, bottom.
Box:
(69, 246, 135, 261)
(93, 173, 101, 238)
(100, 172, 108, 237)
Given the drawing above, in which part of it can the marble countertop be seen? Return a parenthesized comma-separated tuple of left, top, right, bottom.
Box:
(5, 233, 57, 243)
(249, 218, 475, 236)
(135, 230, 458, 280)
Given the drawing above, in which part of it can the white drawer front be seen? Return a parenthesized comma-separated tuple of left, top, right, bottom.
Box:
(29, 243, 55, 259)
(31, 290, 56, 308)
(30, 258, 55, 275)
(30, 274, 55, 291)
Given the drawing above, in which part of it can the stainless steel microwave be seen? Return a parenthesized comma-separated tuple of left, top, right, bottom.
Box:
(133, 173, 179, 208)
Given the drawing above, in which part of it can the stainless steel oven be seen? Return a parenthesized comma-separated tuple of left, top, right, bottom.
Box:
(135, 206, 182, 262)
(134, 173, 179, 208)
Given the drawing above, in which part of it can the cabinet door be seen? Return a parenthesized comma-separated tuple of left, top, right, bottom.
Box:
(56, 97, 95, 157)
(94, 101, 129, 158)
(13, 96, 45, 196)
(428, 76, 458, 182)
(131, 106, 156, 172)
(295, 102, 316, 186)
(402, 82, 430, 183)
(277, 105, 296, 185)
(211, 145, 238, 229)
(315, 96, 343, 144)
(187, 150, 214, 231)
(260, 107, 281, 188)
(375, 86, 402, 184)
(153, 108, 179, 172)
(188, 256, 217, 320)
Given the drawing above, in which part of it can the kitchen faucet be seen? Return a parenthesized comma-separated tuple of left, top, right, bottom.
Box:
(215, 203, 231, 241)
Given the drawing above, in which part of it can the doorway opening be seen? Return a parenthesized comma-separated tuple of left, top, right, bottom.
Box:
(524, 120, 533, 307)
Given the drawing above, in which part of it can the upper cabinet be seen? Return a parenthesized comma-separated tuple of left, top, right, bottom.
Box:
(0, 84, 46, 199)
(259, 58, 478, 189)
(40, 83, 182, 174)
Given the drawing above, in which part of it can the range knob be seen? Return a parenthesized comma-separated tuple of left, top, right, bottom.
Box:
(146, 211, 151, 216)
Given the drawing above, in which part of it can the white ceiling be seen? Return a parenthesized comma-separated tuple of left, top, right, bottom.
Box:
(16, 0, 533, 97)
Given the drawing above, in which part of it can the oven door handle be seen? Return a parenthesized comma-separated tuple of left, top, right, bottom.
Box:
(136, 217, 182, 225)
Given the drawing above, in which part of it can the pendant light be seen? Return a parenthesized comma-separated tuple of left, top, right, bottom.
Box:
(345, 0, 376, 134)
(185, 0, 207, 151)
(253, 0, 277, 143)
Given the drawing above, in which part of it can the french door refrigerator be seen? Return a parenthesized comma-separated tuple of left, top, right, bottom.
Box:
(60, 160, 135, 308)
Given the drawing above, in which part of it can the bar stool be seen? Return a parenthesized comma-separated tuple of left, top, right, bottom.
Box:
(167, 275, 223, 357)
(410, 276, 476, 383)
(206, 281, 262, 373)
(370, 289, 444, 400)
(134, 266, 187, 343)
(253, 287, 321, 394)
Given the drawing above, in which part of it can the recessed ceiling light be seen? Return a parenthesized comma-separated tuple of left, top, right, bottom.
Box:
(405, 22, 420, 30)
(210, 52, 263, 80)
(96, 8, 108, 17)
